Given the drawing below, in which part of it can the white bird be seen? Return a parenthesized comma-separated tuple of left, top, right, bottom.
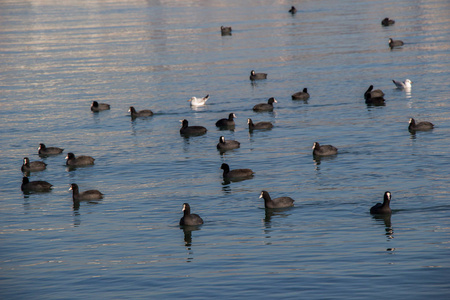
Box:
(393, 79, 412, 89)
(188, 94, 209, 106)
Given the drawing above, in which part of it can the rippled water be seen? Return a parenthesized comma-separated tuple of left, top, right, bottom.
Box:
(1, 0, 450, 299)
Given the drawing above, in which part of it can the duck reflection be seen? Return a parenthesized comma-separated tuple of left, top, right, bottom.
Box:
(221, 183, 232, 194)
(264, 208, 293, 224)
(65, 164, 94, 172)
(262, 208, 293, 245)
(91, 110, 101, 125)
(222, 176, 253, 185)
(313, 154, 337, 169)
(371, 213, 394, 240)
(365, 100, 386, 107)
(130, 118, 138, 136)
(180, 226, 201, 262)
(72, 209, 81, 227)
(182, 135, 191, 153)
(250, 81, 262, 88)
(72, 199, 101, 211)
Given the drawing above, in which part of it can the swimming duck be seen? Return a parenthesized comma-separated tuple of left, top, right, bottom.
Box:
(69, 183, 103, 201)
(38, 143, 64, 156)
(21, 177, 52, 192)
(217, 136, 240, 151)
(129, 106, 153, 118)
(370, 191, 392, 214)
(90, 101, 110, 112)
(221, 163, 254, 181)
(312, 142, 338, 156)
(249, 70, 267, 81)
(292, 88, 310, 100)
(221, 26, 232, 35)
(253, 97, 277, 112)
(247, 118, 273, 131)
(66, 153, 95, 166)
(381, 18, 395, 26)
(215, 113, 236, 128)
(259, 190, 295, 209)
(389, 38, 404, 48)
(408, 118, 434, 131)
(21, 157, 47, 172)
(179, 203, 204, 226)
(180, 119, 207, 136)
(364, 85, 385, 100)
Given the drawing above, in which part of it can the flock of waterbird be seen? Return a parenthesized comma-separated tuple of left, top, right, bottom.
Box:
(20, 7, 435, 226)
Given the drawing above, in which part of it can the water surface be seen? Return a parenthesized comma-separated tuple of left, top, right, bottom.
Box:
(1, 0, 450, 299)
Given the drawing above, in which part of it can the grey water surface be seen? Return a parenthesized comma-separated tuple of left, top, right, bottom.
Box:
(1, 0, 450, 299)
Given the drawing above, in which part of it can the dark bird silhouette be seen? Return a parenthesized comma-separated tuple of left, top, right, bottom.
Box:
(370, 191, 392, 214)
(179, 203, 203, 226)
(260, 190, 294, 209)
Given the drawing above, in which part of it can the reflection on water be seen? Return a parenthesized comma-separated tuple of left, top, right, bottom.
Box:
(405, 87, 412, 99)
(180, 226, 201, 263)
(73, 210, 81, 227)
(72, 199, 101, 211)
(372, 214, 394, 240)
(365, 100, 386, 108)
(222, 176, 254, 185)
(263, 208, 293, 246)
(263, 208, 293, 224)
(190, 104, 209, 112)
(221, 183, 232, 194)
(66, 165, 94, 172)
(313, 154, 337, 170)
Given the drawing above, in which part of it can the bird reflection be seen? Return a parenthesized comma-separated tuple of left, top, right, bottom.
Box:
(372, 213, 394, 240)
(183, 228, 192, 246)
(180, 226, 201, 262)
(405, 88, 412, 99)
(313, 157, 321, 170)
(313, 154, 336, 169)
(73, 201, 80, 211)
(22, 197, 31, 209)
(250, 81, 261, 88)
(182, 136, 192, 153)
(72, 199, 101, 211)
(264, 209, 276, 223)
(91, 111, 101, 125)
(263, 210, 274, 245)
(189, 104, 208, 112)
(262, 208, 293, 245)
(222, 176, 253, 185)
(66, 165, 94, 172)
(366, 101, 386, 108)
(408, 130, 418, 139)
(73, 209, 81, 227)
(221, 183, 232, 194)
(264, 208, 293, 224)
(130, 119, 138, 136)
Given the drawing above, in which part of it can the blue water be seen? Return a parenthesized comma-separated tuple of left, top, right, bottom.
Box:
(1, 0, 450, 299)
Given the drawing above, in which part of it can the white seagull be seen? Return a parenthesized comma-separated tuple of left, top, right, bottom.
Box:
(392, 79, 412, 89)
(188, 94, 209, 106)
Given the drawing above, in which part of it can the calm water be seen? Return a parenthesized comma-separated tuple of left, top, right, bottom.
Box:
(1, 0, 450, 298)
